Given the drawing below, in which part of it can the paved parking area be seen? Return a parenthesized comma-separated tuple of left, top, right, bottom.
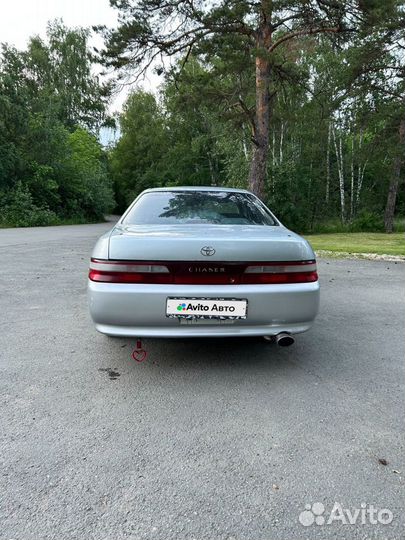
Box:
(0, 222, 404, 539)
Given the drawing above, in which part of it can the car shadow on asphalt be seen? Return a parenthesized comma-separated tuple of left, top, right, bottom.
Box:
(99, 335, 307, 375)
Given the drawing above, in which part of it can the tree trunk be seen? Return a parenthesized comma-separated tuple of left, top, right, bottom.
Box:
(332, 125, 345, 223)
(242, 133, 249, 161)
(248, 20, 272, 200)
(279, 121, 284, 164)
(325, 121, 331, 203)
(350, 132, 354, 220)
(208, 156, 216, 186)
(355, 128, 364, 213)
(384, 114, 405, 233)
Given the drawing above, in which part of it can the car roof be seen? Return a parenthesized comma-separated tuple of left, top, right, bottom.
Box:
(142, 186, 252, 194)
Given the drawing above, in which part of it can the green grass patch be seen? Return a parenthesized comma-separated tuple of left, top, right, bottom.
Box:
(305, 232, 405, 256)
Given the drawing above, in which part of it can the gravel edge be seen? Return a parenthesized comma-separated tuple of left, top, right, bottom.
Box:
(316, 250, 405, 262)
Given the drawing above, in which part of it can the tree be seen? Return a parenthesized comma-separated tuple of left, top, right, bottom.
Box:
(108, 47, 401, 231)
(385, 99, 405, 233)
(330, 4, 405, 231)
(66, 128, 114, 219)
(0, 21, 115, 226)
(0, 44, 30, 192)
(162, 60, 226, 187)
(99, 0, 384, 199)
(109, 91, 168, 208)
(27, 20, 111, 131)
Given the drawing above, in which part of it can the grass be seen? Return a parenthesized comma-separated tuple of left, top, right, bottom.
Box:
(305, 232, 405, 256)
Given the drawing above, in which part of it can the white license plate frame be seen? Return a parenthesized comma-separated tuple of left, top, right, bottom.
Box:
(166, 297, 248, 319)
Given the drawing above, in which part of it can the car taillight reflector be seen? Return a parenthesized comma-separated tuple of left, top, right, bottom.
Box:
(242, 261, 317, 284)
(244, 262, 317, 273)
(89, 259, 170, 283)
(241, 271, 318, 284)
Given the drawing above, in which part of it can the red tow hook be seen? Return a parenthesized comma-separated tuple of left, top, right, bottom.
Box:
(132, 339, 147, 363)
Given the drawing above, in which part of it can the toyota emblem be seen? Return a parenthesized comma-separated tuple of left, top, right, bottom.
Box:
(200, 246, 216, 256)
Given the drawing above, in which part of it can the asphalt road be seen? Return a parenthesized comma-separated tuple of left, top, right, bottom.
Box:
(0, 222, 404, 540)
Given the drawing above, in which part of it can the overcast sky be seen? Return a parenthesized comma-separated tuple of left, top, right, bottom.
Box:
(0, 0, 159, 116)
(0, 0, 117, 50)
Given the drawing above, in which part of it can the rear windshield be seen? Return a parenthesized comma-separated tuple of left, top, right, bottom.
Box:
(122, 191, 278, 226)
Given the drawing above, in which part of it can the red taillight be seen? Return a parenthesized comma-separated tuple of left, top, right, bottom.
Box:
(242, 262, 318, 284)
(89, 260, 170, 283)
(88, 270, 172, 283)
(241, 271, 318, 284)
(89, 259, 318, 284)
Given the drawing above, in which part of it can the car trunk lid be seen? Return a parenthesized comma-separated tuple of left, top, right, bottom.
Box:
(108, 224, 312, 262)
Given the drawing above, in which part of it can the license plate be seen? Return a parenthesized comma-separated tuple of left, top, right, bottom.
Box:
(179, 318, 235, 325)
(166, 297, 247, 319)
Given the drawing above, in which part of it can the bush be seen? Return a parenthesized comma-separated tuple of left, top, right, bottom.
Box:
(0, 183, 59, 227)
(348, 211, 384, 232)
(312, 219, 350, 234)
(310, 212, 385, 234)
(394, 217, 405, 232)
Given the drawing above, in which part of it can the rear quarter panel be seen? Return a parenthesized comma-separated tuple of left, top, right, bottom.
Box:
(92, 230, 112, 259)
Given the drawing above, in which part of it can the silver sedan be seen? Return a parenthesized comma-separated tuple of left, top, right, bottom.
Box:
(88, 187, 320, 346)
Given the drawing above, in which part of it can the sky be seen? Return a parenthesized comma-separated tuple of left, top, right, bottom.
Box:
(0, 0, 117, 50)
(0, 0, 159, 117)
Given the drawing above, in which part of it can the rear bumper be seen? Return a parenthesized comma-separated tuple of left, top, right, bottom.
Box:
(88, 280, 320, 338)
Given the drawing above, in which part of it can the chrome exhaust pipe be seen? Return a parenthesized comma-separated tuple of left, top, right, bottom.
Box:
(275, 333, 295, 347)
